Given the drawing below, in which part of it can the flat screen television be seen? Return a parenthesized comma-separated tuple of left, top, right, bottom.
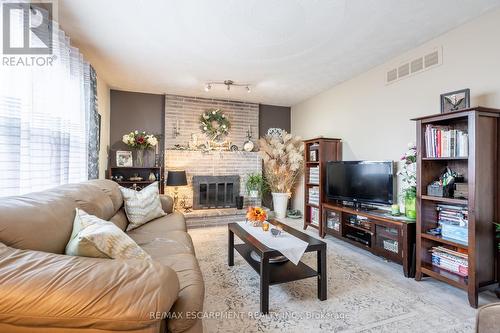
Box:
(326, 161, 395, 205)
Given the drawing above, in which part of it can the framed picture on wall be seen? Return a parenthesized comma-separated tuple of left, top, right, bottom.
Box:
(116, 151, 133, 167)
(440, 89, 470, 113)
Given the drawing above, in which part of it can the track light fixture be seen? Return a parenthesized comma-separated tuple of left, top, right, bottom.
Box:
(204, 80, 252, 93)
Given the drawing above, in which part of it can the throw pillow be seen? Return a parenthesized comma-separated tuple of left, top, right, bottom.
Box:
(119, 181, 166, 231)
(65, 208, 151, 260)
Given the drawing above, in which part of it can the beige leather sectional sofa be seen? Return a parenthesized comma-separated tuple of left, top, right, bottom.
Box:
(0, 180, 204, 333)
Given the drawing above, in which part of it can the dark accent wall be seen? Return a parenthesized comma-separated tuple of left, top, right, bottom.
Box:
(109, 90, 164, 167)
(258, 104, 291, 208)
(259, 104, 291, 136)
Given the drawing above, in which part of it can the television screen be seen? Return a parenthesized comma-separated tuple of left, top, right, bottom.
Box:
(326, 161, 394, 205)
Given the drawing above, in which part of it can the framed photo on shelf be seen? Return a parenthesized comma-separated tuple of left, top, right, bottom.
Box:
(116, 150, 133, 167)
(440, 89, 470, 114)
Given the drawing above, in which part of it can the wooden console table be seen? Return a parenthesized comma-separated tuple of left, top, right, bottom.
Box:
(322, 202, 416, 277)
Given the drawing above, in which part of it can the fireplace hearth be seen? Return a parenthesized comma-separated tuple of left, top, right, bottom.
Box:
(192, 175, 240, 209)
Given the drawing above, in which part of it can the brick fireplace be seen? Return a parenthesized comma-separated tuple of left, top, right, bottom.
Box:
(164, 95, 261, 226)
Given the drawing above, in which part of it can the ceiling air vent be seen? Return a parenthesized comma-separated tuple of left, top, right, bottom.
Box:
(386, 47, 442, 84)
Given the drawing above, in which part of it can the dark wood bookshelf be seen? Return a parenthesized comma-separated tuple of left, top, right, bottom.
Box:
(108, 166, 164, 194)
(303, 138, 342, 237)
(413, 106, 500, 308)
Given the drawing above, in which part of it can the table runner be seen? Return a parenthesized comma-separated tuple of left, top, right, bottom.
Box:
(237, 221, 308, 265)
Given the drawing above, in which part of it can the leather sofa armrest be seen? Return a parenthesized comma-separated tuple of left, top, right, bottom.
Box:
(160, 194, 174, 214)
(0, 243, 180, 331)
(476, 302, 500, 333)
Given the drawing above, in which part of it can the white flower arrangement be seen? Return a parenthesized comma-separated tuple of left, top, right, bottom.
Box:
(122, 131, 159, 149)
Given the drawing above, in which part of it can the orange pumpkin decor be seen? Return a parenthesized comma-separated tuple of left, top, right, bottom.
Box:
(246, 206, 267, 223)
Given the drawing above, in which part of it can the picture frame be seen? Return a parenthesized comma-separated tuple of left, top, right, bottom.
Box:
(116, 150, 133, 167)
(440, 89, 470, 114)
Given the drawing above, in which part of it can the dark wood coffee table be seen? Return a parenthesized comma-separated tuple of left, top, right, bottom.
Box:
(228, 220, 327, 314)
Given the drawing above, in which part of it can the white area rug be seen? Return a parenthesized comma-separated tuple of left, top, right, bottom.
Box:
(188, 219, 497, 333)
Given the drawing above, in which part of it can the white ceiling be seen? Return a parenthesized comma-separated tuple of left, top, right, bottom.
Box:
(59, 0, 500, 106)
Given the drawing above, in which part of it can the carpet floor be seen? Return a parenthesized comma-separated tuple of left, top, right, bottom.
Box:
(188, 219, 498, 333)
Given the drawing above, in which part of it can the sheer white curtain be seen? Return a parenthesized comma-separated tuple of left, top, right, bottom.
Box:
(0, 14, 91, 197)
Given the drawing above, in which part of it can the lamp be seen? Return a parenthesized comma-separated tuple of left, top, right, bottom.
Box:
(166, 170, 187, 211)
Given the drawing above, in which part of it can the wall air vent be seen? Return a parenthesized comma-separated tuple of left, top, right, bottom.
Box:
(398, 63, 410, 78)
(387, 68, 398, 83)
(386, 47, 442, 84)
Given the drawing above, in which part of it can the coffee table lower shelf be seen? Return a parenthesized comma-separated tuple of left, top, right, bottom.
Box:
(234, 243, 317, 285)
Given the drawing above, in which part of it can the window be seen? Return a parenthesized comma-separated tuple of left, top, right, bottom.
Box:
(0, 7, 97, 197)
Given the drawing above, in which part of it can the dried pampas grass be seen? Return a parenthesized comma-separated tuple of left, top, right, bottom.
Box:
(259, 131, 304, 193)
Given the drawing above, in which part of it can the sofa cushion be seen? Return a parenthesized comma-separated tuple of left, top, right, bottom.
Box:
(0, 242, 179, 331)
(66, 209, 150, 260)
(132, 212, 187, 233)
(109, 208, 129, 231)
(154, 253, 205, 333)
(0, 180, 122, 254)
(120, 182, 166, 231)
(128, 229, 195, 256)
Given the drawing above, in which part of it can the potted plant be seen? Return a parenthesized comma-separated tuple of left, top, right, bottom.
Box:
(122, 130, 159, 167)
(259, 131, 304, 219)
(398, 143, 417, 219)
(245, 173, 265, 198)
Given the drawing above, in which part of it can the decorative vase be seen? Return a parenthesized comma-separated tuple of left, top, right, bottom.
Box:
(135, 149, 144, 167)
(405, 192, 416, 219)
(272, 192, 289, 219)
(249, 190, 259, 198)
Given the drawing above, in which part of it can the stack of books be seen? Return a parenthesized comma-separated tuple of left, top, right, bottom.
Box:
(424, 125, 468, 158)
(309, 166, 319, 184)
(431, 246, 468, 277)
(310, 207, 320, 226)
(308, 186, 320, 206)
(437, 204, 468, 227)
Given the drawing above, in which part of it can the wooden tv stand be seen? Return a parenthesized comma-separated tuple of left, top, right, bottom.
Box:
(322, 202, 416, 277)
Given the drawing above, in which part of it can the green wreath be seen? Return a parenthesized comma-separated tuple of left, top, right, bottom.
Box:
(199, 108, 231, 140)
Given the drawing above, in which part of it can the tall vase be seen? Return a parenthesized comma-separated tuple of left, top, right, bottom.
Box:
(272, 192, 289, 219)
(135, 148, 144, 167)
(405, 192, 416, 219)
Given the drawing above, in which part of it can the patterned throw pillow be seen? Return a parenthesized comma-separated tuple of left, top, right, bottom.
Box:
(119, 182, 166, 231)
(65, 208, 151, 260)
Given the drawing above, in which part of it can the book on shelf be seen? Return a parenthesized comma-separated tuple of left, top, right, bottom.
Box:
(431, 246, 468, 277)
(437, 204, 468, 227)
(424, 125, 468, 158)
(310, 207, 320, 225)
(308, 166, 319, 184)
(308, 186, 320, 205)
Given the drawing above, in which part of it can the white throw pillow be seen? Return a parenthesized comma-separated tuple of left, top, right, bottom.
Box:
(119, 181, 166, 231)
(65, 208, 151, 260)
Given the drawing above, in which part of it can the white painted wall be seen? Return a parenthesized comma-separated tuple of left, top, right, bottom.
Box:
(291, 8, 500, 210)
(97, 76, 110, 179)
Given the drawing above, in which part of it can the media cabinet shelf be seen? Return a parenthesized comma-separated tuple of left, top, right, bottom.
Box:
(303, 138, 342, 237)
(413, 107, 500, 308)
(322, 203, 416, 277)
